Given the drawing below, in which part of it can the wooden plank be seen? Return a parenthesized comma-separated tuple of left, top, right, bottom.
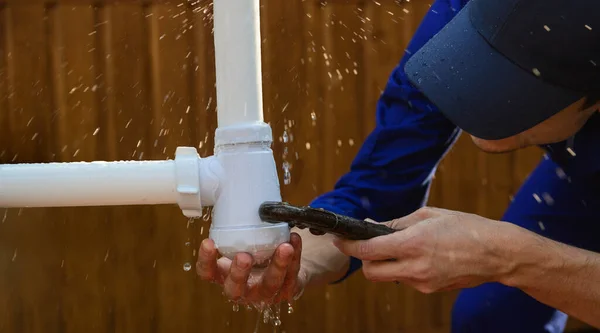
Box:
(260, 0, 307, 207)
(0, 4, 9, 331)
(362, 0, 414, 137)
(2, 4, 64, 333)
(261, 0, 319, 207)
(187, 2, 222, 332)
(47, 4, 113, 333)
(49, 4, 100, 162)
(96, 4, 158, 333)
(4, 5, 53, 163)
(319, 2, 364, 193)
(189, 0, 216, 158)
(146, 2, 204, 332)
(512, 146, 543, 187)
(94, 3, 118, 160)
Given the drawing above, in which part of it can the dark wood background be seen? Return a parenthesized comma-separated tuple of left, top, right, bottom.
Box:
(0, 0, 589, 332)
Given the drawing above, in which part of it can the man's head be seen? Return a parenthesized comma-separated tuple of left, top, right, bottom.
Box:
(405, 0, 600, 153)
(471, 97, 600, 153)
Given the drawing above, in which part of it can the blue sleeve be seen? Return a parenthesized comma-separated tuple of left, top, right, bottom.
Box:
(309, 0, 467, 282)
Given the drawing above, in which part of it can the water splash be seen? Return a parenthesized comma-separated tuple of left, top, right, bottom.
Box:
(279, 117, 295, 186)
(227, 299, 291, 333)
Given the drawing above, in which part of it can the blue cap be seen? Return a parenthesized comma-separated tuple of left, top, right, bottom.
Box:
(405, 0, 600, 140)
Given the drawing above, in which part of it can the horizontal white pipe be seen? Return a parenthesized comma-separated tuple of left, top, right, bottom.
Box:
(0, 161, 178, 208)
(213, 0, 264, 127)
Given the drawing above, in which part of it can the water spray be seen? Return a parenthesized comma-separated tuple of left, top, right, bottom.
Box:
(0, 0, 290, 265)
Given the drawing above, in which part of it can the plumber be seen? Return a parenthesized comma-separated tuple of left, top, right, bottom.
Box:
(198, 0, 600, 331)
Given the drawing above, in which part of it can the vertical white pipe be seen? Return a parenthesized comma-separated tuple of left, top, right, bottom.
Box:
(213, 0, 264, 127)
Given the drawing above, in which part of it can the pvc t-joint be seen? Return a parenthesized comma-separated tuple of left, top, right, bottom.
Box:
(209, 122, 290, 266)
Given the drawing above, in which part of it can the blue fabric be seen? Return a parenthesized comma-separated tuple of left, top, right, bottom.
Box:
(309, 0, 600, 331)
(452, 156, 600, 333)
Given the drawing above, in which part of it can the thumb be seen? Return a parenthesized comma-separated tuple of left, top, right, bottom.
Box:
(364, 217, 413, 232)
(382, 207, 437, 230)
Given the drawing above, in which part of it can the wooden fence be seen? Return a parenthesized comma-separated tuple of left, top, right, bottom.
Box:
(0, 0, 586, 332)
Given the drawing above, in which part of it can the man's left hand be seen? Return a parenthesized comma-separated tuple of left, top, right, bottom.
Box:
(333, 207, 518, 293)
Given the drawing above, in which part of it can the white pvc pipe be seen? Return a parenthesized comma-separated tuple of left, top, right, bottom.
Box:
(213, 0, 264, 127)
(0, 161, 178, 208)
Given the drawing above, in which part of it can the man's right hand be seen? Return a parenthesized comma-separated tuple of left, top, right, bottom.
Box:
(196, 232, 307, 305)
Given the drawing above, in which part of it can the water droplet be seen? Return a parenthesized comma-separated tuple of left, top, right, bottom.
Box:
(183, 262, 192, 271)
(202, 207, 212, 221)
(287, 303, 294, 314)
(283, 162, 291, 185)
(542, 192, 554, 206)
(310, 112, 317, 121)
(185, 242, 191, 247)
(273, 319, 281, 326)
(282, 131, 289, 143)
(232, 304, 239, 312)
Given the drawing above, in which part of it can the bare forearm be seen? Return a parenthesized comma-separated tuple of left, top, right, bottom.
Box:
(500, 224, 600, 328)
(294, 227, 350, 286)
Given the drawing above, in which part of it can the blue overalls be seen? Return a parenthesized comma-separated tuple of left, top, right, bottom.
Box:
(309, 1, 600, 331)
